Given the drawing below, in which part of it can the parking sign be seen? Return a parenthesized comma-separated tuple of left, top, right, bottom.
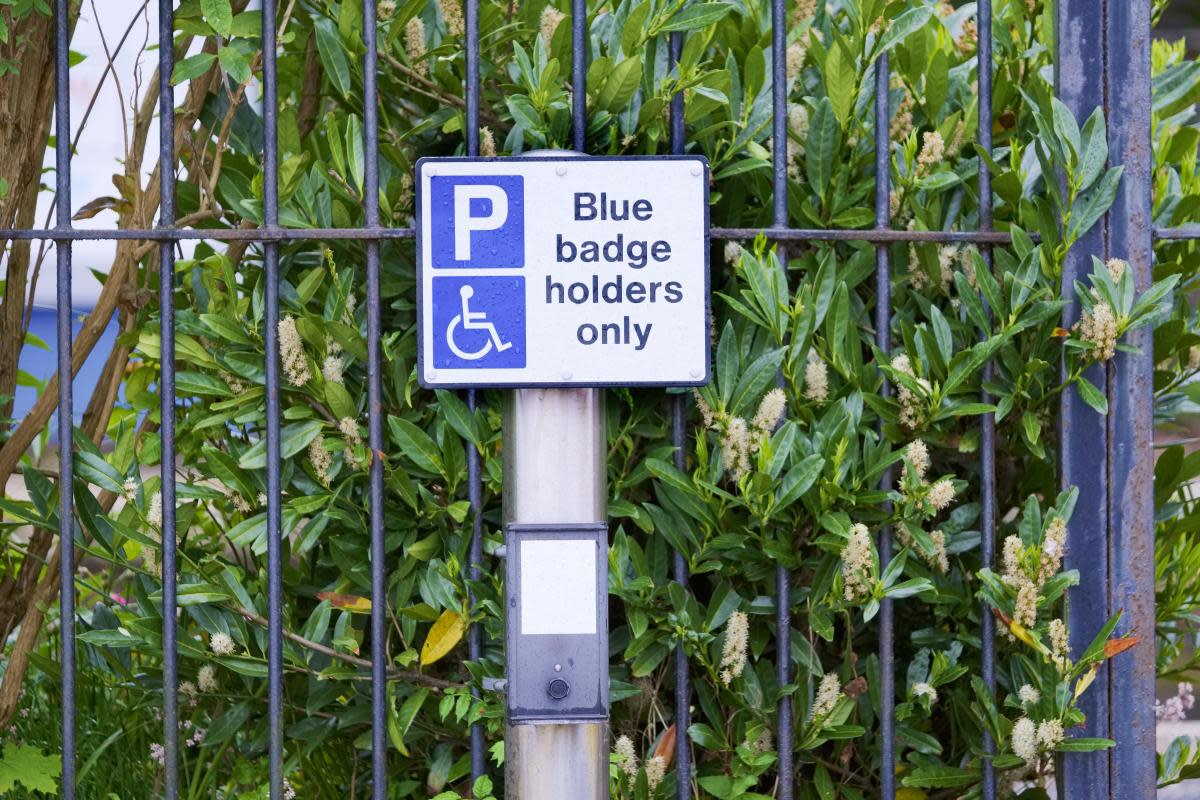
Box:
(416, 156, 710, 388)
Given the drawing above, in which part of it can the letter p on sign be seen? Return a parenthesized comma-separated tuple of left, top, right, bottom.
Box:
(429, 175, 525, 269)
(454, 184, 509, 260)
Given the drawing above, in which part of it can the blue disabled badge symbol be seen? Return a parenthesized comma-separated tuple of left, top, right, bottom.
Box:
(431, 275, 526, 369)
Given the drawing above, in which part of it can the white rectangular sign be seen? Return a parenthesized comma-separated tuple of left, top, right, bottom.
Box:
(519, 539, 597, 636)
(416, 156, 710, 387)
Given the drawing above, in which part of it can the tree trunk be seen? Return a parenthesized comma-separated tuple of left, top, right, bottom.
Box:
(0, 3, 81, 424)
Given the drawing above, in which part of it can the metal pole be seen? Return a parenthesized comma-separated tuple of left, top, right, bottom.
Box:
(1106, 1, 1156, 798)
(1055, 1, 1110, 796)
(873, 53, 895, 800)
(503, 387, 608, 800)
(53, 0, 76, 793)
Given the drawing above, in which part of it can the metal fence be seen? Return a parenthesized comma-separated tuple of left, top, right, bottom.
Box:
(3, 0, 1188, 797)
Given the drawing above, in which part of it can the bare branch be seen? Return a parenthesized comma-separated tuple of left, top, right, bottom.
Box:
(235, 607, 464, 691)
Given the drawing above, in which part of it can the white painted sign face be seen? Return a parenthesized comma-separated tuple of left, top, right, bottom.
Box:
(518, 538, 597, 636)
(416, 156, 710, 387)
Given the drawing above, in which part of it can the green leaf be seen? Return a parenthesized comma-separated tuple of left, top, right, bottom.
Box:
(1056, 737, 1116, 752)
(171, 52, 216, 85)
(506, 95, 543, 134)
(339, 0, 363, 45)
(806, 98, 840, 199)
(1050, 97, 1082, 160)
(1077, 108, 1108, 191)
(646, 457, 694, 496)
(597, 56, 641, 112)
(472, 775, 495, 800)
(201, 0, 233, 37)
(325, 381, 357, 420)
(743, 45, 765, 102)
(716, 320, 738, 407)
(77, 629, 146, 648)
(174, 583, 236, 606)
(875, 6, 933, 56)
(75, 451, 125, 494)
(824, 42, 855, 127)
(884, 578, 934, 599)
(314, 17, 352, 97)
(903, 766, 977, 789)
(238, 420, 325, 469)
(230, 10, 263, 37)
(176, 371, 233, 397)
(200, 312, 252, 344)
(435, 390, 482, 446)
(295, 266, 326, 305)
(217, 45, 251, 85)
(929, 305, 953, 366)
(925, 49, 949, 117)
(1074, 375, 1108, 415)
(620, 3, 650, 56)
(658, 3, 735, 32)
(388, 416, 446, 475)
(776, 455, 824, 507)
(1068, 166, 1123, 243)
(205, 702, 252, 745)
(730, 348, 785, 415)
(389, 688, 430, 756)
(0, 744, 61, 795)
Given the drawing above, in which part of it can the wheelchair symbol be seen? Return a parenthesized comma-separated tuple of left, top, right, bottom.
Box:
(446, 285, 514, 361)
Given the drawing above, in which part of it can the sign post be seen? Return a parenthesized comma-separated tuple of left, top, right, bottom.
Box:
(502, 387, 607, 798)
(416, 154, 709, 799)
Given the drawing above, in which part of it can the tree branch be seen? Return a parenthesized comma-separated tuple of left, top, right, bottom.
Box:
(235, 607, 464, 691)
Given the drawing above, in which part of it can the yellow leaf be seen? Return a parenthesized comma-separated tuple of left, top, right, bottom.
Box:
(420, 610, 465, 666)
(316, 592, 372, 614)
(896, 789, 928, 800)
(1009, 620, 1038, 650)
(1075, 665, 1098, 701)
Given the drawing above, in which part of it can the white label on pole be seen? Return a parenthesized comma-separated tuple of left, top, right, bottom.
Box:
(519, 539, 597, 636)
(416, 156, 710, 387)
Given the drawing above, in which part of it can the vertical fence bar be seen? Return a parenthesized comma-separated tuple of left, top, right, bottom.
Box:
(361, 1, 388, 797)
(261, 1, 284, 797)
(1105, 1, 1155, 798)
(571, 0, 586, 152)
(975, 2, 996, 799)
(466, 399, 485, 782)
(158, 1, 179, 796)
(463, 0, 486, 780)
(873, 52, 894, 800)
(54, 0, 76, 795)
(769, 0, 792, 795)
(1054, 2, 1110, 796)
(668, 30, 690, 799)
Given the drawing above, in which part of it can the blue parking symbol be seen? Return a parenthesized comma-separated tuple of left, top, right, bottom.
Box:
(430, 175, 524, 269)
(431, 276, 526, 369)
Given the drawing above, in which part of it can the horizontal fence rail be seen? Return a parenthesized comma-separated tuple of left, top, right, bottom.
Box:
(16, 0, 1155, 798)
(11, 224, 1200, 242)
